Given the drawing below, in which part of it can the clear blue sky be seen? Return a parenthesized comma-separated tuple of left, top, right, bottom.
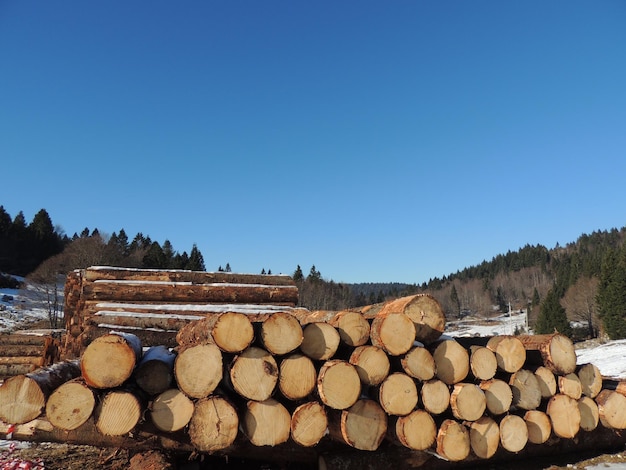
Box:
(1, 1, 625, 284)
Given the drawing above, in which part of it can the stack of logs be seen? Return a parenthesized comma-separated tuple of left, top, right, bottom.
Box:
(1, 267, 626, 469)
(0, 332, 59, 379)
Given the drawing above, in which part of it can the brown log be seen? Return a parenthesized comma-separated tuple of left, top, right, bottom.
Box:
(369, 312, 416, 356)
(546, 393, 581, 438)
(518, 333, 577, 375)
(377, 372, 418, 416)
(228, 346, 278, 401)
(0, 363, 37, 378)
(469, 345, 497, 381)
(175, 312, 254, 353)
(278, 353, 317, 401)
(436, 419, 470, 462)
(174, 343, 223, 399)
(362, 294, 445, 345)
(578, 395, 600, 432)
(84, 310, 198, 333)
(0, 356, 44, 366)
(188, 395, 239, 452)
(259, 311, 303, 355)
(400, 344, 436, 382)
(0, 344, 51, 357)
(95, 389, 143, 436)
(329, 310, 371, 347)
(349, 345, 390, 386)
(317, 360, 361, 410)
(523, 410, 551, 444)
(290, 401, 328, 447)
(534, 365, 557, 399)
(83, 266, 296, 287)
(134, 345, 176, 395)
(509, 368, 542, 410)
(595, 389, 626, 429)
(558, 372, 582, 400)
(486, 335, 526, 373)
(391, 409, 437, 451)
(0, 360, 81, 424)
(243, 398, 291, 447)
(80, 331, 142, 389)
(577, 363, 603, 398)
(82, 279, 298, 305)
(479, 378, 513, 416)
(149, 388, 194, 433)
(300, 322, 340, 361)
(499, 414, 528, 453)
(432, 339, 469, 385)
(467, 415, 500, 460)
(77, 325, 178, 352)
(450, 383, 486, 422)
(328, 399, 388, 451)
(420, 379, 450, 415)
(45, 378, 96, 431)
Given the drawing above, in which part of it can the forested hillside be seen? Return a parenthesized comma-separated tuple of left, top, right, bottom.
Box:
(2, 205, 626, 341)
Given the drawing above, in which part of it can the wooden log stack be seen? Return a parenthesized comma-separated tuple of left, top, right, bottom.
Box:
(0, 332, 60, 379)
(1, 269, 625, 469)
(60, 266, 302, 359)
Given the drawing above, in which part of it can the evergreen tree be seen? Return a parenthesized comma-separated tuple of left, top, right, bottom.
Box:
(143, 241, 166, 268)
(186, 244, 205, 271)
(293, 265, 304, 282)
(450, 284, 460, 316)
(535, 286, 572, 337)
(162, 240, 175, 268)
(307, 265, 321, 282)
(225, 263, 231, 272)
(597, 246, 626, 339)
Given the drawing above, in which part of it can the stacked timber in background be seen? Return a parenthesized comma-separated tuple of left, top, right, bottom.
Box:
(61, 266, 302, 359)
(0, 332, 60, 379)
(2, 268, 626, 469)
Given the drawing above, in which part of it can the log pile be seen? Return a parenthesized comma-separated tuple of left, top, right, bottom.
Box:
(1, 269, 625, 469)
(61, 266, 302, 359)
(0, 332, 60, 379)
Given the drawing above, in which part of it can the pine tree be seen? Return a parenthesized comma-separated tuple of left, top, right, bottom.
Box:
(293, 265, 304, 282)
(186, 244, 205, 271)
(535, 286, 572, 337)
(597, 246, 626, 339)
(450, 284, 460, 316)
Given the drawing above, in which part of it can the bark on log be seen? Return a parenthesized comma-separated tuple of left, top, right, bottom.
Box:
(290, 401, 328, 448)
(436, 419, 470, 462)
(486, 336, 526, 373)
(362, 294, 445, 345)
(602, 379, 626, 396)
(479, 379, 512, 416)
(243, 398, 291, 447)
(467, 416, 500, 460)
(82, 280, 298, 306)
(175, 312, 254, 353)
(518, 333, 577, 375)
(595, 389, 626, 429)
(328, 399, 388, 451)
(83, 266, 296, 287)
(0, 360, 81, 424)
(259, 311, 303, 355)
(369, 312, 416, 356)
(134, 345, 176, 395)
(499, 414, 528, 453)
(400, 344, 436, 382)
(534, 366, 557, 399)
(317, 360, 361, 410)
(174, 343, 223, 399)
(188, 396, 239, 452)
(450, 383, 487, 422)
(149, 388, 194, 433)
(228, 346, 278, 402)
(80, 331, 142, 389)
(546, 393, 581, 438)
(523, 410, 551, 444)
(577, 363, 603, 398)
(391, 409, 437, 451)
(558, 372, 582, 400)
(421, 379, 451, 415)
(45, 377, 96, 431)
(578, 395, 600, 432)
(300, 322, 340, 361)
(509, 368, 542, 411)
(0, 364, 38, 378)
(278, 353, 317, 401)
(349, 345, 390, 387)
(432, 339, 469, 385)
(469, 345, 497, 381)
(84, 311, 197, 333)
(377, 372, 418, 417)
(95, 389, 143, 436)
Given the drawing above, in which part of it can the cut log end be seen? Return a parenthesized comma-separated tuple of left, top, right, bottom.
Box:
(46, 380, 96, 431)
(0, 375, 45, 424)
(290, 401, 328, 447)
(436, 419, 470, 462)
(174, 343, 223, 399)
(95, 390, 142, 436)
(150, 388, 194, 433)
(468, 416, 500, 460)
(318, 360, 361, 410)
(394, 409, 437, 451)
(243, 398, 291, 447)
(188, 396, 239, 452)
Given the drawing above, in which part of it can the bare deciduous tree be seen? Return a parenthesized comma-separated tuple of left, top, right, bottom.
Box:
(561, 276, 599, 338)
